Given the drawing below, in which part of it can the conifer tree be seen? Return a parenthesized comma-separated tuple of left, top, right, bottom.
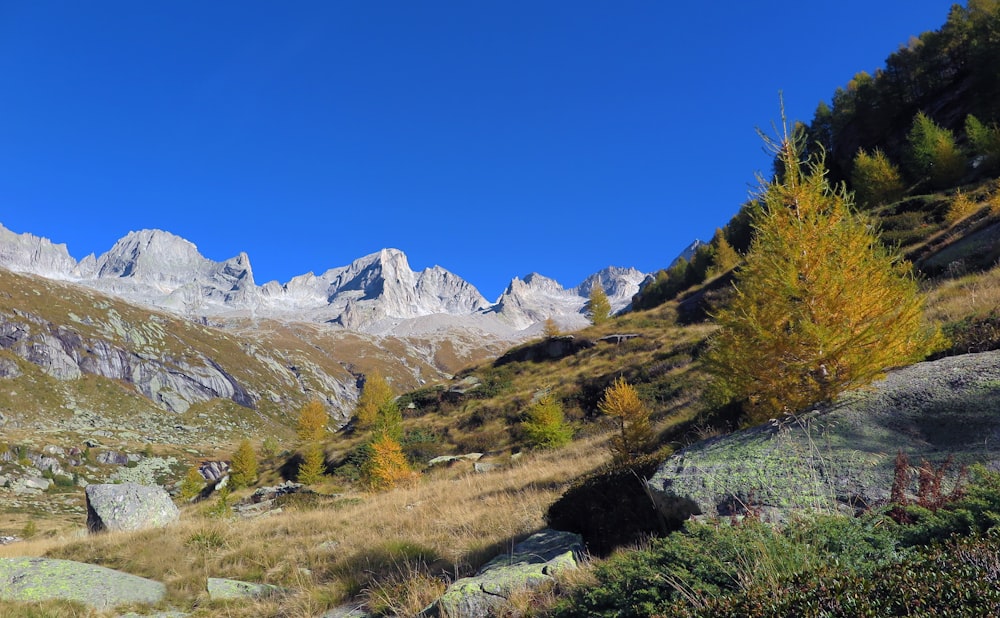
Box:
(229, 438, 258, 489)
(907, 112, 966, 188)
(598, 377, 654, 465)
(705, 118, 937, 424)
(297, 442, 326, 485)
(522, 394, 573, 448)
(542, 316, 561, 338)
(363, 433, 414, 491)
(707, 228, 740, 277)
(851, 148, 905, 209)
(354, 371, 394, 429)
(296, 399, 328, 443)
(587, 283, 612, 325)
(179, 465, 205, 501)
(295, 399, 328, 484)
(966, 114, 1000, 170)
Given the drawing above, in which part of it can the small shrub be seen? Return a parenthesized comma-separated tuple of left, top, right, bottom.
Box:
(522, 394, 573, 449)
(21, 519, 37, 539)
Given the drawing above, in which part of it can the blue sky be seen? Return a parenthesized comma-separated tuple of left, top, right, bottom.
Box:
(0, 2, 954, 301)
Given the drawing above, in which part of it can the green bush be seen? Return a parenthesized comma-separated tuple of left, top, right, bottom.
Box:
(554, 514, 904, 617)
(674, 536, 1000, 617)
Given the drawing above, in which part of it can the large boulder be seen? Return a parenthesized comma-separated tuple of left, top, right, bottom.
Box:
(0, 557, 165, 610)
(647, 350, 1000, 522)
(422, 529, 583, 617)
(85, 482, 179, 533)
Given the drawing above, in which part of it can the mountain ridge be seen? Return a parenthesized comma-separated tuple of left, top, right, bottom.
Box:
(0, 223, 651, 337)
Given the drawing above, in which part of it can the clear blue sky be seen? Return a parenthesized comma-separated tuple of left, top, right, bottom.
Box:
(0, 2, 955, 301)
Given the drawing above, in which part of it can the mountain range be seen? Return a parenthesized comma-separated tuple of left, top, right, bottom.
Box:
(0, 224, 647, 337)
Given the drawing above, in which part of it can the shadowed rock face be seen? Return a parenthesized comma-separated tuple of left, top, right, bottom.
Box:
(647, 350, 1000, 523)
(85, 483, 179, 533)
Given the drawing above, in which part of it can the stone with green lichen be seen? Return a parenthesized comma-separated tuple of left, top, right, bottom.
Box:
(206, 577, 286, 601)
(0, 557, 165, 610)
(648, 350, 1000, 522)
(422, 529, 582, 617)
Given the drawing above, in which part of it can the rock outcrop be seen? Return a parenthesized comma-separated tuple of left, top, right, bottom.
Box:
(85, 482, 179, 533)
(647, 350, 1000, 523)
(422, 529, 583, 617)
(0, 557, 166, 610)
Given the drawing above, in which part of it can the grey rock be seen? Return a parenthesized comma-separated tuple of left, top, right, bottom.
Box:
(85, 482, 179, 533)
(0, 557, 166, 610)
(0, 357, 20, 379)
(206, 577, 285, 601)
(97, 450, 129, 465)
(199, 460, 230, 482)
(22, 476, 51, 491)
(423, 529, 583, 618)
(648, 350, 1000, 523)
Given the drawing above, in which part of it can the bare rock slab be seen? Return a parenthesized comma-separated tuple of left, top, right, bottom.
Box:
(86, 482, 179, 533)
(647, 350, 1000, 522)
(206, 577, 285, 600)
(423, 529, 583, 617)
(0, 557, 165, 610)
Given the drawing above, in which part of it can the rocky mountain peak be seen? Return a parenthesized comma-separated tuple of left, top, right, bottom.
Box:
(0, 223, 78, 278)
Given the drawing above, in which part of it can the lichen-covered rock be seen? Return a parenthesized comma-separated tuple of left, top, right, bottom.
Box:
(206, 577, 285, 600)
(647, 350, 1000, 523)
(423, 529, 583, 617)
(85, 482, 179, 533)
(0, 557, 165, 610)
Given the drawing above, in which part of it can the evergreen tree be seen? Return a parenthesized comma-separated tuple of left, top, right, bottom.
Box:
(373, 399, 404, 443)
(362, 433, 414, 491)
(296, 399, 328, 443)
(587, 283, 612, 325)
(707, 228, 740, 277)
(705, 121, 937, 424)
(297, 442, 325, 485)
(355, 371, 394, 430)
(522, 394, 573, 448)
(851, 148, 905, 209)
(907, 112, 966, 188)
(966, 114, 1000, 170)
(229, 439, 258, 489)
(179, 465, 205, 501)
(598, 377, 654, 465)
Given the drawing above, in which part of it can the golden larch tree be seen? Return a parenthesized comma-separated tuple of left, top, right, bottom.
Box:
(598, 377, 654, 464)
(587, 284, 612, 325)
(704, 118, 938, 424)
(363, 433, 414, 491)
(296, 399, 328, 443)
(229, 438, 258, 489)
(355, 371, 394, 430)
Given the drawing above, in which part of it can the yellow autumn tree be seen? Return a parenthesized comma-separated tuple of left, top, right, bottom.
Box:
(296, 399, 328, 443)
(178, 465, 205, 501)
(363, 433, 414, 491)
(586, 284, 612, 325)
(295, 399, 328, 484)
(542, 316, 561, 338)
(704, 117, 938, 425)
(297, 442, 326, 485)
(706, 227, 740, 278)
(851, 148, 905, 209)
(522, 394, 573, 449)
(598, 377, 654, 465)
(229, 438, 258, 489)
(354, 371, 394, 430)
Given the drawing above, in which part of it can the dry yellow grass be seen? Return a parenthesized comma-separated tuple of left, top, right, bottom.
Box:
(1, 434, 612, 616)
